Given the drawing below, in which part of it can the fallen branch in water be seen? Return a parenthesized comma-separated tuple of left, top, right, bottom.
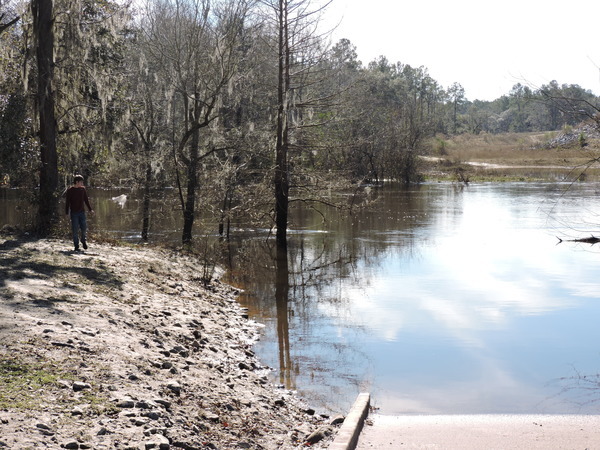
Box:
(557, 235, 600, 245)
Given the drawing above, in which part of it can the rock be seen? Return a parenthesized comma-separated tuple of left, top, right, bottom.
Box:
(79, 328, 98, 336)
(203, 412, 220, 422)
(73, 381, 91, 392)
(274, 399, 285, 407)
(305, 425, 333, 445)
(116, 399, 136, 408)
(51, 341, 75, 349)
(71, 407, 85, 416)
(133, 418, 150, 426)
(143, 427, 162, 436)
(136, 400, 158, 409)
(142, 410, 161, 420)
(153, 399, 172, 410)
(166, 381, 181, 395)
(330, 415, 345, 425)
(62, 441, 79, 449)
(144, 433, 170, 449)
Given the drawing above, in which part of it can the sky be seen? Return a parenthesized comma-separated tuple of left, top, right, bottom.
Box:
(321, 0, 600, 101)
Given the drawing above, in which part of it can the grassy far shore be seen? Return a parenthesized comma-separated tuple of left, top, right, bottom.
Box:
(419, 127, 600, 182)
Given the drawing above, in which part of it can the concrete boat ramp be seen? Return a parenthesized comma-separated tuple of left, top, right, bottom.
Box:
(331, 393, 600, 449)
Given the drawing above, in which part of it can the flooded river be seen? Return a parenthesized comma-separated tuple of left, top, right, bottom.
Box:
(3, 182, 600, 415)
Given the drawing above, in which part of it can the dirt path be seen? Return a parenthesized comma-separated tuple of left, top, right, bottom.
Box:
(0, 235, 337, 449)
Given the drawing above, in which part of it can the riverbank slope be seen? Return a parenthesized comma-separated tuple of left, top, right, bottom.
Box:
(0, 236, 336, 449)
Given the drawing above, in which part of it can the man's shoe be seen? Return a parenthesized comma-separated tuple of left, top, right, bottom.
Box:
(74, 247, 80, 252)
(82, 241, 88, 250)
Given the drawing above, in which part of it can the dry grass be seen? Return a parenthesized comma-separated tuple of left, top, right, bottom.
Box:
(422, 131, 600, 181)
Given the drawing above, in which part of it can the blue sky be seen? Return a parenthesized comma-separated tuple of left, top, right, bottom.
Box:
(323, 0, 600, 101)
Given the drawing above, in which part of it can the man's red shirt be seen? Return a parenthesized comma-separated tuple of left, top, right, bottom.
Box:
(65, 186, 92, 214)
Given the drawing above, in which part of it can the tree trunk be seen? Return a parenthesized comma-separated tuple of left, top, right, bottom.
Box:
(274, 0, 290, 250)
(141, 145, 152, 241)
(33, 0, 59, 235)
(218, 189, 232, 239)
(182, 122, 199, 244)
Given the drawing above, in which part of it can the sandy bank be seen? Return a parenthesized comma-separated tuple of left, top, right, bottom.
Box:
(0, 236, 338, 449)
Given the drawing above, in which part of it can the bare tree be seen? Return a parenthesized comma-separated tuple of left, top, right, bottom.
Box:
(142, 0, 251, 244)
(258, 0, 331, 250)
(125, 35, 172, 241)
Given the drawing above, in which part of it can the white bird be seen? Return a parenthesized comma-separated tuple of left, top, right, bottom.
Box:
(111, 194, 127, 208)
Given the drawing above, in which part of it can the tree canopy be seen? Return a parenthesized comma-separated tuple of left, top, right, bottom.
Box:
(1, 0, 599, 240)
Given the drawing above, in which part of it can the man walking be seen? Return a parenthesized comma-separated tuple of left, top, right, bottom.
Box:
(65, 174, 94, 251)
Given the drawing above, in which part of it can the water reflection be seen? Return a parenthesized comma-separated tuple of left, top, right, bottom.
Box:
(229, 183, 600, 415)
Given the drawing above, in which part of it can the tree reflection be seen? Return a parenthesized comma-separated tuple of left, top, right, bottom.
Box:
(222, 184, 427, 412)
(275, 247, 292, 387)
(548, 367, 600, 411)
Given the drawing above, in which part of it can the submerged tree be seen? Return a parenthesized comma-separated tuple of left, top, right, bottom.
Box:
(124, 26, 172, 242)
(328, 58, 440, 184)
(258, 0, 332, 250)
(141, 0, 251, 244)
